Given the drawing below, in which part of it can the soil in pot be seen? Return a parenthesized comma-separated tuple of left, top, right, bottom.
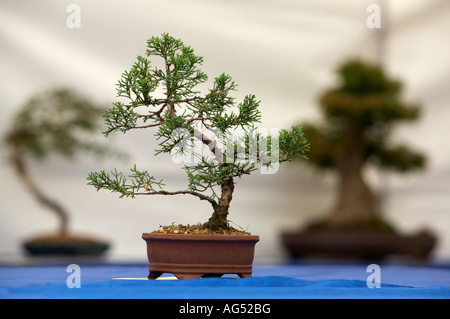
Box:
(152, 223, 251, 235)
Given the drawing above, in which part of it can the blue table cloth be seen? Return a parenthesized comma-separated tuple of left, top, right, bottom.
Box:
(1, 261, 449, 299)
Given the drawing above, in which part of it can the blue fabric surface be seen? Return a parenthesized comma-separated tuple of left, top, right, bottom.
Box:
(1, 263, 450, 299)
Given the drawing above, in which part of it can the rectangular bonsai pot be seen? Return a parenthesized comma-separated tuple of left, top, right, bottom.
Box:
(142, 233, 260, 279)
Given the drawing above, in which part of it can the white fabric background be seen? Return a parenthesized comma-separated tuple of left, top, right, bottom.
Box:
(1, 0, 449, 263)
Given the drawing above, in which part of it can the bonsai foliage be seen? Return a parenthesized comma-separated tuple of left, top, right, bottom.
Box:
(87, 33, 309, 231)
(4, 88, 112, 235)
(301, 60, 426, 229)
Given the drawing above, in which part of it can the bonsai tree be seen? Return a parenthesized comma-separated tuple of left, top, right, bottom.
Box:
(300, 59, 426, 230)
(3, 88, 114, 254)
(87, 33, 309, 233)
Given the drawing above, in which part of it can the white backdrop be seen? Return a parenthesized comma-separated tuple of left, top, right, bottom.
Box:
(1, 0, 449, 263)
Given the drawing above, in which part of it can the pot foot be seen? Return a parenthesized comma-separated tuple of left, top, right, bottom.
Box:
(148, 271, 252, 279)
(148, 271, 163, 279)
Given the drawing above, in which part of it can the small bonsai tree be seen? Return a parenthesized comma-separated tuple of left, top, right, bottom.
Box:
(87, 33, 309, 232)
(4, 88, 113, 248)
(300, 59, 426, 230)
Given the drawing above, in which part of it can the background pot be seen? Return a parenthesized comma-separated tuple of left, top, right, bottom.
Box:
(281, 229, 436, 261)
(142, 233, 259, 279)
(23, 233, 109, 256)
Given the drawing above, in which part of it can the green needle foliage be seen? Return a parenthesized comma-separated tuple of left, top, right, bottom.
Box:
(87, 33, 309, 230)
(299, 60, 426, 229)
(5, 88, 110, 160)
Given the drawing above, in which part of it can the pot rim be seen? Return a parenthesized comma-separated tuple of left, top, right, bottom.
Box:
(142, 232, 259, 242)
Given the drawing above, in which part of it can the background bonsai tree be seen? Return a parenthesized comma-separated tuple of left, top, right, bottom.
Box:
(300, 59, 426, 230)
(87, 33, 309, 232)
(3, 88, 114, 254)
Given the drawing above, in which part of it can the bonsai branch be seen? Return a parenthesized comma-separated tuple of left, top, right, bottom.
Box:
(150, 96, 204, 106)
(133, 116, 209, 130)
(123, 189, 216, 204)
(87, 168, 217, 204)
(192, 128, 223, 162)
(132, 122, 163, 130)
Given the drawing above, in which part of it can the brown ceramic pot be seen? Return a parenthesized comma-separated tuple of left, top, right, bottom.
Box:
(142, 233, 259, 279)
(281, 230, 436, 260)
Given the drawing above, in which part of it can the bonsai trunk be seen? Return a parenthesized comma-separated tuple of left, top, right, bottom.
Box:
(9, 147, 69, 235)
(327, 124, 378, 228)
(206, 177, 234, 230)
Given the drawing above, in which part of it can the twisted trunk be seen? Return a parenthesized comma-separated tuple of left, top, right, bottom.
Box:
(9, 147, 69, 235)
(206, 177, 234, 230)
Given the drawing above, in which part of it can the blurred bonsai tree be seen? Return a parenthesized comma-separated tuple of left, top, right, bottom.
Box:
(3, 88, 115, 254)
(301, 59, 426, 230)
